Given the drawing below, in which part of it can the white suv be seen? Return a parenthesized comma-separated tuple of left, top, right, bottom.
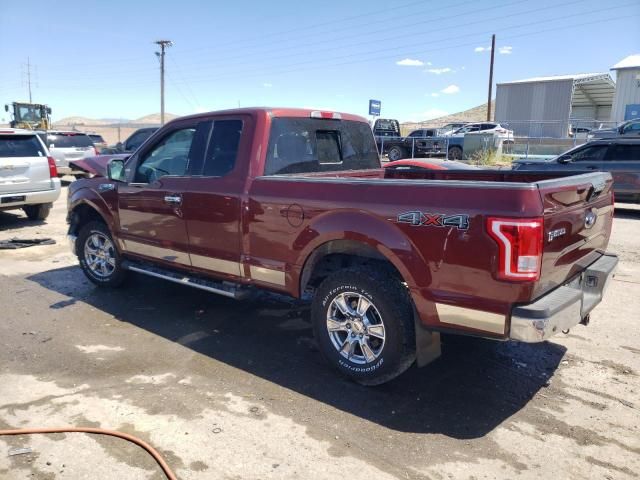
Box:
(0, 129, 61, 220)
(46, 130, 97, 177)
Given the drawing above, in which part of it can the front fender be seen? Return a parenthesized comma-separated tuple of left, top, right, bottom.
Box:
(68, 184, 118, 234)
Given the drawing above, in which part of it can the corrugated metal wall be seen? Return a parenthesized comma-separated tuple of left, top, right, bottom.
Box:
(611, 69, 640, 122)
(495, 80, 573, 137)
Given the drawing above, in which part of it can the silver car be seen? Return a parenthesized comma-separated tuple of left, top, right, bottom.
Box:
(46, 131, 97, 177)
(0, 129, 61, 220)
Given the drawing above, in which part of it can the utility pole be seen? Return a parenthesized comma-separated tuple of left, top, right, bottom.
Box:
(487, 34, 495, 121)
(25, 57, 33, 103)
(154, 40, 173, 125)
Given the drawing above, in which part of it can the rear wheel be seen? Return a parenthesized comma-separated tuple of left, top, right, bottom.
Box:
(23, 203, 52, 221)
(388, 146, 407, 161)
(77, 221, 127, 287)
(448, 145, 463, 160)
(311, 266, 416, 385)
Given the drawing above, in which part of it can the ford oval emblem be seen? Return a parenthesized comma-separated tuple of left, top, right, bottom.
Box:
(584, 210, 597, 229)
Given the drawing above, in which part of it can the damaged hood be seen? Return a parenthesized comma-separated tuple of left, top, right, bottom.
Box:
(69, 154, 128, 177)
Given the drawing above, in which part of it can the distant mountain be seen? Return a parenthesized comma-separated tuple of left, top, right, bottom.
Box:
(53, 113, 178, 126)
(133, 113, 179, 124)
(53, 116, 109, 126)
(402, 101, 495, 130)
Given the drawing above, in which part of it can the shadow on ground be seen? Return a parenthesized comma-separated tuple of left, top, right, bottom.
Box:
(28, 265, 565, 439)
(0, 211, 46, 231)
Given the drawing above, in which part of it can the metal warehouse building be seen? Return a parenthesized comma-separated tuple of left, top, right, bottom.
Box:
(610, 54, 640, 123)
(495, 73, 615, 138)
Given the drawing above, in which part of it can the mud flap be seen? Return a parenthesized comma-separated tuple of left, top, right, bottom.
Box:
(415, 316, 441, 367)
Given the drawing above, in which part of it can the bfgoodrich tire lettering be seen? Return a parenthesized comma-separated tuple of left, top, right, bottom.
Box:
(312, 266, 416, 385)
(77, 221, 127, 287)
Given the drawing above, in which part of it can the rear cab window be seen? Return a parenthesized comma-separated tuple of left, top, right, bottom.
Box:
(264, 118, 380, 175)
(47, 133, 93, 148)
(0, 135, 46, 158)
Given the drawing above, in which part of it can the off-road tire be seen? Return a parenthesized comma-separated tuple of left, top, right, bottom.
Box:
(448, 145, 463, 160)
(77, 221, 127, 287)
(311, 266, 416, 386)
(23, 203, 52, 221)
(387, 146, 407, 161)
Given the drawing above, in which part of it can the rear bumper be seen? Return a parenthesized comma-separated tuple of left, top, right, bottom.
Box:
(510, 253, 618, 342)
(0, 181, 61, 209)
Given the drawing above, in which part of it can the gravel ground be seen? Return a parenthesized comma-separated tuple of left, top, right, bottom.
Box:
(0, 185, 638, 480)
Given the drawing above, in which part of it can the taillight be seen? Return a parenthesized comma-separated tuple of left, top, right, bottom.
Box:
(93, 146, 98, 156)
(47, 156, 58, 178)
(487, 217, 543, 281)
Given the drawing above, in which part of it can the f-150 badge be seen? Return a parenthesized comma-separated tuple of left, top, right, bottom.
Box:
(397, 211, 469, 230)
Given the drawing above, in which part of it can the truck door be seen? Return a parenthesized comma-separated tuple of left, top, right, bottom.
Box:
(116, 120, 206, 267)
(603, 142, 640, 201)
(181, 116, 253, 281)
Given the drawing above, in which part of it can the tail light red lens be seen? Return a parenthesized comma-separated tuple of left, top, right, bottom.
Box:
(487, 217, 543, 281)
(47, 156, 58, 178)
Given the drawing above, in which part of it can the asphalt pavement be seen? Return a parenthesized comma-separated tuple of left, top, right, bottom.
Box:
(0, 185, 638, 479)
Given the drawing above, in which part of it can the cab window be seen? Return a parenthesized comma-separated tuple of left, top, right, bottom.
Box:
(134, 127, 196, 183)
(571, 145, 608, 162)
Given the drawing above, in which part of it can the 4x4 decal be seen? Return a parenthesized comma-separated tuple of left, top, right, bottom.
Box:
(397, 211, 469, 230)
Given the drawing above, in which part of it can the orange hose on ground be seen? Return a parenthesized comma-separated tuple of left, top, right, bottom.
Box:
(0, 427, 177, 480)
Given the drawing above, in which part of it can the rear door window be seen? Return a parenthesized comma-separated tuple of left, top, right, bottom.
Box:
(265, 118, 380, 175)
(47, 133, 93, 148)
(605, 144, 640, 161)
(200, 119, 243, 176)
(0, 135, 46, 157)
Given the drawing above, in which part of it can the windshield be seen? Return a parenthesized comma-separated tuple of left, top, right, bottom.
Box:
(16, 104, 42, 122)
(265, 118, 380, 175)
(47, 133, 93, 148)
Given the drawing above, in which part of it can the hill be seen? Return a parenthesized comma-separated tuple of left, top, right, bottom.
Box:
(401, 101, 495, 133)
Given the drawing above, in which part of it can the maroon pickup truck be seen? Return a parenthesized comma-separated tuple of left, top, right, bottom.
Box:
(67, 108, 618, 385)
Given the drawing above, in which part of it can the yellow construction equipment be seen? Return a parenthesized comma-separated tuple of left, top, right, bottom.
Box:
(4, 102, 52, 130)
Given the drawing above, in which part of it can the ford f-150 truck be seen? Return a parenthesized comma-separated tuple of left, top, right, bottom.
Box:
(67, 107, 618, 385)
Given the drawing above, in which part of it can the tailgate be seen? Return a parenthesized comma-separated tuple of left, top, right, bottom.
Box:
(0, 155, 51, 195)
(535, 172, 614, 297)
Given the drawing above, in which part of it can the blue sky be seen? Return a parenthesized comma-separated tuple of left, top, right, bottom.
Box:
(1, 0, 638, 123)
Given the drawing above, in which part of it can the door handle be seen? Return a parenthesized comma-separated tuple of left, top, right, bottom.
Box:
(164, 194, 182, 205)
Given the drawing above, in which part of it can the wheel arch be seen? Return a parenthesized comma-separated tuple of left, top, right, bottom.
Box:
(296, 211, 431, 296)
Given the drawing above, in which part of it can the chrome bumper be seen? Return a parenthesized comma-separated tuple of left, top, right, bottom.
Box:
(510, 253, 618, 342)
(68, 234, 78, 256)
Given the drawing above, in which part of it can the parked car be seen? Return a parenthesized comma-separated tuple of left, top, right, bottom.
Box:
(450, 122, 514, 142)
(438, 122, 468, 135)
(512, 138, 640, 203)
(67, 107, 617, 386)
(87, 133, 108, 153)
(569, 126, 592, 139)
(588, 119, 640, 140)
(101, 127, 159, 154)
(45, 131, 98, 178)
(0, 128, 61, 220)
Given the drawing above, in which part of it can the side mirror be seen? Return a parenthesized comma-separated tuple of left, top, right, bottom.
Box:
(46, 107, 52, 114)
(619, 126, 625, 133)
(557, 154, 572, 164)
(107, 159, 126, 182)
(4, 105, 8, 112)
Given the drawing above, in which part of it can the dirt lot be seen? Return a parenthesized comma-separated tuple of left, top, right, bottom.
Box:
(1, 186, 638, 480)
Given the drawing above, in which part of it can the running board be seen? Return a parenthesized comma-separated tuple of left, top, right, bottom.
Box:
(122, 260, 249, 299)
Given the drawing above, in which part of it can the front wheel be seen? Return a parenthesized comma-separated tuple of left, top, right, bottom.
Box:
(448, 146, 463, 160)
(311, 266, 416, 385)
(77, 221, 127, 287)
